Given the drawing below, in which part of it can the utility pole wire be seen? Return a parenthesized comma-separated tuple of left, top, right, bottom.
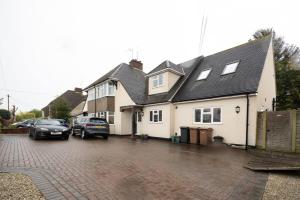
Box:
(199, 14, 208, 55)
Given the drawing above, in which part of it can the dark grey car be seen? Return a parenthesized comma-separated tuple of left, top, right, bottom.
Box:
(29, 119, 70, 140)
(72, 117, 109, 139)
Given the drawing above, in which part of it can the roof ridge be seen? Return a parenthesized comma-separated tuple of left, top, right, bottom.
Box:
(169, 56, 204, 101)
(204, 35, 272, 59)
(110, 63, 125, 78)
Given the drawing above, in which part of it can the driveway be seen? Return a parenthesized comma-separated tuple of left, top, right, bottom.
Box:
(0, 135, 268, 200)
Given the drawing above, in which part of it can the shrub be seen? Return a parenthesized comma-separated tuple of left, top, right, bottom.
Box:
(0, 109, 11, 120)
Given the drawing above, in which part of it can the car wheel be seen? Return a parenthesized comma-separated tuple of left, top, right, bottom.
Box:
(81, 130, 86, 139)
(33, 131, 40, 140)
(103, 135, 108, 140)
(64, 135, 69, 140)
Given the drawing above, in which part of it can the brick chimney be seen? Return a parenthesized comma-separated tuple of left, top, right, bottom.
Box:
(129, 59, 143, 71)
(74, 88, 83, 93)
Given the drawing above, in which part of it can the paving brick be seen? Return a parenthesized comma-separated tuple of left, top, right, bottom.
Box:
(0, 134, 268, 200)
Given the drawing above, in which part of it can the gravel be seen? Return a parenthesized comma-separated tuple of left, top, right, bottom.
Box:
(263, 172, 300, 200)
(0, 172, 45, 200)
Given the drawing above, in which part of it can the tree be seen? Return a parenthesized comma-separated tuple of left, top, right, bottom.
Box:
(0, 109, 11, 120)
(251, 28, 300, 110)
(50, 98, 71, 120)
(16, 112, 35, 122)
(29, 109, 42, 118)
(0, 109, 11, 128)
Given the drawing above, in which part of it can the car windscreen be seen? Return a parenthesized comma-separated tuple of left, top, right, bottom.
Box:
(36, 120, 61, 126)
(89, 118, 106, 124)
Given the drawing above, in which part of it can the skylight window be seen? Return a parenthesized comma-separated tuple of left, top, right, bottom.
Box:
(222, 61, 239, 75)
(197, 69, 211, 80)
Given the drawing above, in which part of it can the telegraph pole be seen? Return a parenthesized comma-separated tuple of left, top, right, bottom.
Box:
(7, 94, 10, 111)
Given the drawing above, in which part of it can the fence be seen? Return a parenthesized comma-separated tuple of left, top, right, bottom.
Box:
(256, 110, 300, 153)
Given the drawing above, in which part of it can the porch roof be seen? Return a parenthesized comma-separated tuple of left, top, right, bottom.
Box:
(120, 105, 143, 112)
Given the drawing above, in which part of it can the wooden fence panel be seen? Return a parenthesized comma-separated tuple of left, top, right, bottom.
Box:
(256, 112, 265, 149)
(266, 111, 292, 152)
(296, 111, 300, 152)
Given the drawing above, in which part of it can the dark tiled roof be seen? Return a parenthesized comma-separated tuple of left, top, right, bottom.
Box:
(42, 91, 87, 117)
(70, 101, 86, 117)
(147, 60, 184, 76)
(111, 64, 146, 104)
(83, 65, 121, 91)
(142, 56, 203, 104)
(172, 36, 272, 102)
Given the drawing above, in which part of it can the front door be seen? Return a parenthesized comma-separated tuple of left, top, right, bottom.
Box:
(132, 112, 137, 135)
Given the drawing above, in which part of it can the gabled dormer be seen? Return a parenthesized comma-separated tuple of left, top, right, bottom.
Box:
(146, 60, 184, 95)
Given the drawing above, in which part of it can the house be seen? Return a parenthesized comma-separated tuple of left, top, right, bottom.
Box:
(70, 99, 88, 119)
(42, 88, 86, 118)
(83, 60, 145, 134)
(85, 36, 276, 146)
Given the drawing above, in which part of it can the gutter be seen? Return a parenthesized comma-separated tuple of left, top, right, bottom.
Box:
(245, 93, 249, 150)
(94, 86, 97, 115)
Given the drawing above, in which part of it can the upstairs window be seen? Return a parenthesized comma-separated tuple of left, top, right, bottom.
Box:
(222, 61, 239, 75)
(152, 74, 164, 88)
(197, 68, 211, 80)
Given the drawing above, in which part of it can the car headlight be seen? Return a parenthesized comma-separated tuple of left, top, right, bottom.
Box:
(40, 128, 49, 131)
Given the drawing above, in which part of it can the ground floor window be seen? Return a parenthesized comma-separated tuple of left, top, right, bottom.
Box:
(150, 110, 162, 123)
(95, 111, 114, 124)
(194, 107, 221, 124)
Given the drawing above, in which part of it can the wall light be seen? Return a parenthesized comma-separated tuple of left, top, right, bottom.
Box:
(235, 106, 240, 114)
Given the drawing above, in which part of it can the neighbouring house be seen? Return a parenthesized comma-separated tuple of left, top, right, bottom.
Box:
(85, 36, 276, 146)
(83, 59, 145, 134)
(42, 88, 87, 118)
(70, 98, 88, 120)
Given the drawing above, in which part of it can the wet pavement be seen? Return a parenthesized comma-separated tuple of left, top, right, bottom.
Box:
(0, 134, 268, 200)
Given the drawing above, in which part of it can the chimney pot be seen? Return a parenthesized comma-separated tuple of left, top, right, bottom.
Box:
(129, 59, 143, 71)
(74, 88, 83, 93)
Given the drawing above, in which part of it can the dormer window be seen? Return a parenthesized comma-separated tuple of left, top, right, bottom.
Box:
(153, 74, 163, 87)
(197, 68, 211, 80)
(222, 61, 239, 75)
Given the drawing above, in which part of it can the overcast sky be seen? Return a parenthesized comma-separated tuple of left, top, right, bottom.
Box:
(0, 0, 299, 112)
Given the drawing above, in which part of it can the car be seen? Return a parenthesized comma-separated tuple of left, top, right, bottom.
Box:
(71, 117, 109, 139)
(29, 119, 70, 140)
(52, 119, 69, 128)
(12, 119, 35, 128)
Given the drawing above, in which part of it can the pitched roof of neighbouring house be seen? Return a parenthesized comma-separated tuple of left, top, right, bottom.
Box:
(70, 100, 86, 117)
(147, 60, 185, 76)
(83, 65, 121, 91)
(83, 63, 147, 104)
(111, 63, 147, 104)
(42, 90, 87, 113)
(172, 36, 272, 102)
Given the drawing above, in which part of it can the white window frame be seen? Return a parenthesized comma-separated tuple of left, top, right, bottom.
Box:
(222, 61, 239, 75)
(193, 107, 222, 124)
(136, 111, 142, 122)
(93, 81, 116, 99)
(149, 110, 162, 123)
(98, 111, 114, 125)
(152, 74, 164, 88)
(197, 68, 211, 80)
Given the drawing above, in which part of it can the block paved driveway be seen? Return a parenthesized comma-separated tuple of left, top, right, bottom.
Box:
(0, 134, 268, 200)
